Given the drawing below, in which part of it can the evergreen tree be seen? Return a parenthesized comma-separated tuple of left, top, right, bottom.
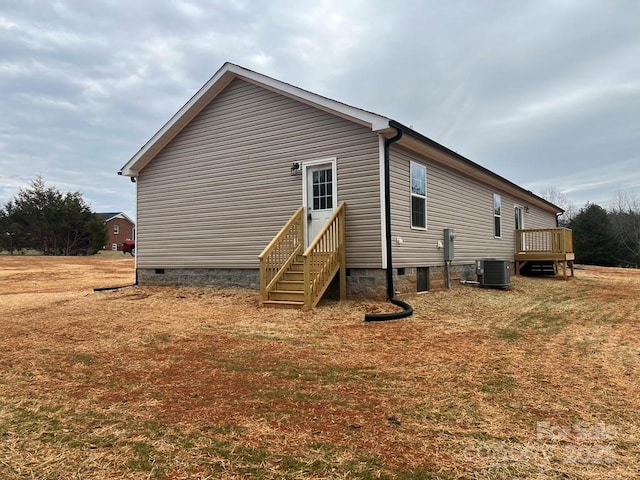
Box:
(570, 204, 618, 266)
(0, 201, 27, 254)
(0, 177, 107, 255)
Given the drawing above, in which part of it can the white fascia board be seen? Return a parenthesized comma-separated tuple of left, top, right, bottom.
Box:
(119, 167, 138, 177)
(119, 63, 390, 176)
(104, 212, 136, 225)
(117, 212, 136, 225)
(119, 63, 237, 176)
(233, 64, 391, 132)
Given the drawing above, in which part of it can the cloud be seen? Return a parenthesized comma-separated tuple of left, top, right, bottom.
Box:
(485, 81, 640, 130)
(525, 156, 640, 207)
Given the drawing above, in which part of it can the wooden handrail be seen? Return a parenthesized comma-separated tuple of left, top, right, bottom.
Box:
(259, 206, 304, 259)
(303, 202, 346, 309)
(515, 228, 573, 254)
(515, 227, 575, 279)
(259, 207, 305, 303)
(303, 202, 345, 257)
(259, 203, 347, 309)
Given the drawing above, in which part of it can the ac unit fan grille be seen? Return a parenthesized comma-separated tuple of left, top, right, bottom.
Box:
(479, 259, 511, 288)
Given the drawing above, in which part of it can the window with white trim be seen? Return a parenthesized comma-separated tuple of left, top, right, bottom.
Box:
(494, 194, 502, 238)
(411, 162, 427, 229)
(111, 243, 118, 251)
(114, 225, 119, 235)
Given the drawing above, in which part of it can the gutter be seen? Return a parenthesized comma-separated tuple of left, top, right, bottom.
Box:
(364, 128, 414, 322)
(387, 120, 562, 215)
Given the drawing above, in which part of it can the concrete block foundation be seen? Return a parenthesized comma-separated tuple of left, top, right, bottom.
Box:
(137, 268, 260, 289)
(137, 263, 480, 300)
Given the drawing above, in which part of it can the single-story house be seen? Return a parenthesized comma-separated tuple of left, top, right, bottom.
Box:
(97, 212, 135, 252)
(119, 62, 569, 309)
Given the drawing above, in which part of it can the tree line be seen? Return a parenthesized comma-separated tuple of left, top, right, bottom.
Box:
(542, 188, 640, 268)
(0, 177, 107, 255)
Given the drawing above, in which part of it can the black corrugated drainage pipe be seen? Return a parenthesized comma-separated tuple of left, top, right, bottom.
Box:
(93, 284, 136, 292)
(364, 128, 414, 322)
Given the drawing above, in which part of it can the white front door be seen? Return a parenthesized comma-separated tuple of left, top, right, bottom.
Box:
(515, 205, 525, 230)
(305, 162, 336, 245)
(515, 205, 526, 251)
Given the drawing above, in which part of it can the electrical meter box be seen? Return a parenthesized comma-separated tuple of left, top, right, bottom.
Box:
(443, 228, 455, 261)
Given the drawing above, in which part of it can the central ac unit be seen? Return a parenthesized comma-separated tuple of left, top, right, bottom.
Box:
(476, 259, 511, 289)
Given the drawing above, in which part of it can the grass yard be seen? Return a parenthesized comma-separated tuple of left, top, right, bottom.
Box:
(0, 256, 638, 479)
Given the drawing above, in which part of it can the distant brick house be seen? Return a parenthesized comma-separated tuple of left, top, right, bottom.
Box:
(97, 212, 135, 252)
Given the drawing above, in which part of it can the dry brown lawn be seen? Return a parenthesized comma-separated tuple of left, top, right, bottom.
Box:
(0, 255, 638, 479)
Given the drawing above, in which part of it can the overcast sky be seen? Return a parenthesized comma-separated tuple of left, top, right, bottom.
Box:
(1, 0, 639, 221)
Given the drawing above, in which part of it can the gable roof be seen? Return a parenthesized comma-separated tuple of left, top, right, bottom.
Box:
(96, 212, 135, 225)
(118, 62, 391, 177)
(118, 62, 562, 214)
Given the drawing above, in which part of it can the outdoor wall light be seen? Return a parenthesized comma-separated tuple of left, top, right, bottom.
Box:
(525, 206, 530, 213)
(290, 162, 301, 176)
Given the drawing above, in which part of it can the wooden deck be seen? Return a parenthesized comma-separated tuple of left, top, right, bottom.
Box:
(515, 228, 575, 278)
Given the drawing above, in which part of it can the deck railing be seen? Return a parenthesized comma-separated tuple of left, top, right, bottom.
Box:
(515, 227, 575, 278)
(515, 228, 574, 255)
(303, 202, 346, 309)
(258, 207, 304, 303)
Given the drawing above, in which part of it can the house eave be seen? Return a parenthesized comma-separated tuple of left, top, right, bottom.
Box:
(118, 168, 139, 178)
(98, 212, 136, 225)
(118, 62, 391, 176)
(387, 121, 563, 215)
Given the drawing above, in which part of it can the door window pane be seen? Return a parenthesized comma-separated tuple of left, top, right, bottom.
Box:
(311, 167, 333, 211)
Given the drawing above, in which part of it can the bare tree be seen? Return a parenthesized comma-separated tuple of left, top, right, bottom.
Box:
(609, 190, 640, 267)
(538, 186, 577, 227)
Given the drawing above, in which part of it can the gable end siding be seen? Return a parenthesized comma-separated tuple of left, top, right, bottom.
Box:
(389, 146, 557, 266)
(136, 79, 382, 269)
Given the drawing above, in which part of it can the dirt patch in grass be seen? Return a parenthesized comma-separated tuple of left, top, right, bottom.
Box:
(0, 256, 638, 479)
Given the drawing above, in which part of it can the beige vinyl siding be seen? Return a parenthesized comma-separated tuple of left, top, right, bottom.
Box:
(137, 78, 381, 269)
(522, 202, 557, 229)
(389, 146, 557, 266)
